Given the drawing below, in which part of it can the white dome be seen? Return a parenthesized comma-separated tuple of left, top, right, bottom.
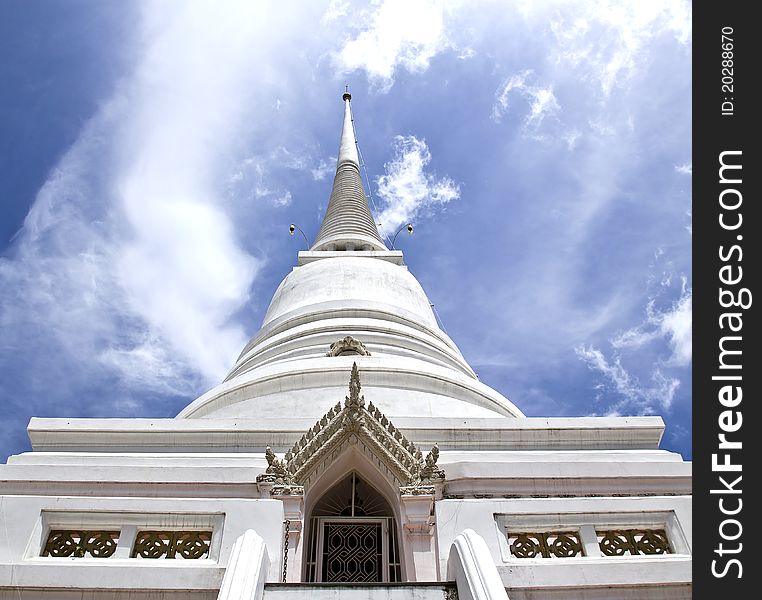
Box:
(178, 255, 524, 421)
(178, 355, 522, 420)
(263, 257, 438, 330)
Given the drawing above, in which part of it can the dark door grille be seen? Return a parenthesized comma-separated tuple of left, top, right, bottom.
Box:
(321, 522, 382, 582)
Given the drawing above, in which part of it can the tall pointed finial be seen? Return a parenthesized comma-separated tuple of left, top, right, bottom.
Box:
(310, 90, 387, 251)
(337, 89, 359, 169)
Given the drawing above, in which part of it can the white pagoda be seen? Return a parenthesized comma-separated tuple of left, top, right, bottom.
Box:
(0, 92, 691, 600)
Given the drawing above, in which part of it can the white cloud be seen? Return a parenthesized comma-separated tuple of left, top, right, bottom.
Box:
(322, 0, 350, 23)
(0, 0, 295, 399)
(273, 191, 293, 207)
(675, 163, 692, 175)
(457, 47, 475, 60)
(657, 284, 692, 366)
(492, 70, 560, 127)
(574, 278, 690, 415)
(271, 146, 310, 170)
(230, 153, 298, 207)
(548, 0, 691, 97)
(333, 0, 451, 91)
(612, 281, 692, 367)
(311, 157, 336, 181)
(98, 335, 198, 397)
(374, 135, 459, 237)
(575, 344, 680, 414)
(110, 0, 273, 381)
(484, 1, 692, 151)
(330, 0, 691, 99)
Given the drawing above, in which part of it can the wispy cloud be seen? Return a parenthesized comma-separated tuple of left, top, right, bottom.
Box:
(95, 1, 268, 382)
(229, 149, 303, 208)
(374, 135, 459, 237)
(0, 0, 282, 401)
(322, 0, 350, 23)
(492, 70, 560, 128)
(575, 278, 691, 415)
(674, 163, 692, 175)
(548, 0, 691, 97)
(611, 279, 692, 367)
(575, 345, 680, 414)
(485, 1, 691, 149)
(311, 157, 336, 181)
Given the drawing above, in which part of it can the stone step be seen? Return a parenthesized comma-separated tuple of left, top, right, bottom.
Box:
(264, 583, 455, 600)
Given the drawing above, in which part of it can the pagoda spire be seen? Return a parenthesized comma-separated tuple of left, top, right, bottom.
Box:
(311, 90, 387, 252)
(337, 88, 360, 170)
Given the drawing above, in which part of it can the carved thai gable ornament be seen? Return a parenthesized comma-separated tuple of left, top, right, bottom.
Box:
(257, 362, 444, 496)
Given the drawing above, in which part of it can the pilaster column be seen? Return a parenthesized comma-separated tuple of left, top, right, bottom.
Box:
(400, 491, 438, 581)
(274, 490, 305, 583)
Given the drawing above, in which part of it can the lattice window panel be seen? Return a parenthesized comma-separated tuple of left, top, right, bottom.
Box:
(131, 530, 212, 559)
(42, 530, 119, 558)
(597, 529, 672, 556)
(507, 531, 584, 558)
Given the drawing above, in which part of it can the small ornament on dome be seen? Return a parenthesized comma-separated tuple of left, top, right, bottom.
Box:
(326, 335, 371, 357)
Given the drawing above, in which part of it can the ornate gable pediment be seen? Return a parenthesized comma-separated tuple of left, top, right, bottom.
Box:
(257, 363, 444, 495)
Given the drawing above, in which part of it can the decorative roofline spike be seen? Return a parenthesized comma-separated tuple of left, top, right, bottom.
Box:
(345, 362, 365, 409)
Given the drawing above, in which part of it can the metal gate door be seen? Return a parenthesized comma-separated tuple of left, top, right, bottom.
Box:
(319, 520, 385, 582)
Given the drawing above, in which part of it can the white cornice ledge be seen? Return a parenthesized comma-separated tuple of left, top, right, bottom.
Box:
(25, 416, 666, 453)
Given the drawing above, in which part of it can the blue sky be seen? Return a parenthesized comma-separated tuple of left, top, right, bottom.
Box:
(0, 0, 692, 461)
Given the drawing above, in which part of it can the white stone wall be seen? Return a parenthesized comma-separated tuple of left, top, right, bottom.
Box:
(0, 415, 691, 599)
(0, 496, 284, 597)
(436, 496, 692, 599)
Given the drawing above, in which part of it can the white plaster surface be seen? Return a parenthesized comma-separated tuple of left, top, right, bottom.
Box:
(447, 529, 510, 600)
(217, 530, 270, 600)
(263, 585, 453, 600)
(0, 592, 216, 600)
(297, 250, 404, 266)
(436, 497, 691, 595)
(186, 383, 510, 421)
(23, 416, 669, 453)
(0, 433, 691, 597)
(229, 316, 476, 379)
(262, 258, 436, 329)
(0, 496, 284, 594)
(336, 98, 360, 169)
(180, 355, 522, 420)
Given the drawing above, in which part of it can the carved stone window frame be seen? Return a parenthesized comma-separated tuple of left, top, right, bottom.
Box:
(496, 511, 690, 562)
(25, 510, 225, 562)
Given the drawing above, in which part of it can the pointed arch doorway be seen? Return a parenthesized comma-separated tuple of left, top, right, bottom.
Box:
(305, 471, 402, 583)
